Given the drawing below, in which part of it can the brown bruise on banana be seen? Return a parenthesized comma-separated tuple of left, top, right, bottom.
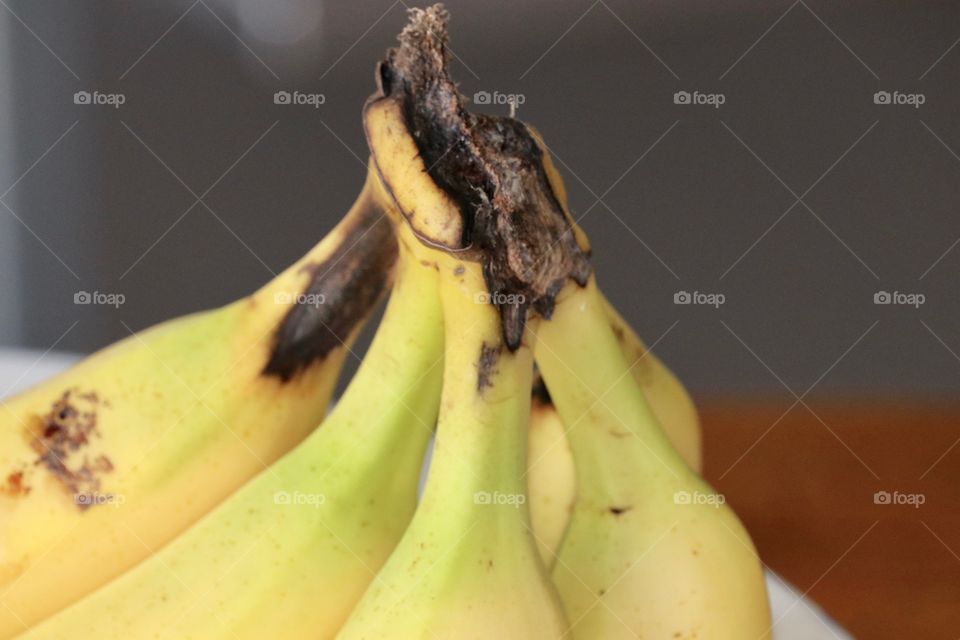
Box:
(25, 389, 115, 510)
(365, 5, 591, 351)
(476, 342, 501, 393)
(1, 469, 29, 497)
(263, 193, 398, 382)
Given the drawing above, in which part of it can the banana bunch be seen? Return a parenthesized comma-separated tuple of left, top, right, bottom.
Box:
(2, 5, 771, 639)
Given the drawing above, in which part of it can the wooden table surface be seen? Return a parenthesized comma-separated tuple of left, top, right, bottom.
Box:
(700, 397, 960, 640)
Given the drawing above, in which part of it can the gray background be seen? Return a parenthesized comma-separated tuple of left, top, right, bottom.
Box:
(0, 0, 958, 395)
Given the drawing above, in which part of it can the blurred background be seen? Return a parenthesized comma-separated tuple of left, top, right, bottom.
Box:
(0, 1, 958, 637)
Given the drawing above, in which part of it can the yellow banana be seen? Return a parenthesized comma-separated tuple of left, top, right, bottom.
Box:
(536, 276, 772, 639)
(0, 171, 395, 636)
(357, 5, 768, 633)
(338, 239, 568, 640)
(340, 11, 570, 635)
(526, 379, 576, 567)
(523, 97, 702, 573)
(16, 182, 443, 640)
(533, 129, 702, 472)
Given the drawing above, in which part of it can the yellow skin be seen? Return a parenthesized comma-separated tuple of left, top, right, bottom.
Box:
(536, 278, 771, 640)
(17, 204, 444, 640)
(338, 247, 569, 640)
(526, 395, 575, 567)
(0, 173, 394, 637)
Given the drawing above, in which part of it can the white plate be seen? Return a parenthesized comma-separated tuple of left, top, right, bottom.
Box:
(0, 348, 850, 639)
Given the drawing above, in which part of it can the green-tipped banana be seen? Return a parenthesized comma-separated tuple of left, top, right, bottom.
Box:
(16, 190, 443, 640)
(536, 277, 772, 639)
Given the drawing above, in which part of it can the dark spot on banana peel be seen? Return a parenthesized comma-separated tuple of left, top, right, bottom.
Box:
(2, 469, 30, 497)
(263, 196, 397, 382)
(365, 5, 591, 351)
(609, 505, 632, 516)
(611, 323, 625, 344)
(29, 389, 115, 510)
(476, 342, 501, 393)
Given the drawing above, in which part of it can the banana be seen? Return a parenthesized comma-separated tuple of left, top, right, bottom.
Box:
(359, 5, 767, 634)
(522, 133, 704, 569)
(527, 378, 575, 568)
(0, 170, 395, 637)
(532, 127, 702, 472)
(526, 328, 702, 567)
(339, 10, 569, 635)
(535, 276, 772, 639)
(16, 182, 443, 640)
(337, 240, 568, 640)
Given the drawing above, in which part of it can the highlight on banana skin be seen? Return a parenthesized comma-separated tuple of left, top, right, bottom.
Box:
(0, 5, 775, 639)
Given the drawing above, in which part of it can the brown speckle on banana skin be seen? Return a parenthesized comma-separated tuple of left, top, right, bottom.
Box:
(476, 342, 501, 393)
(29, 389, 115, 510)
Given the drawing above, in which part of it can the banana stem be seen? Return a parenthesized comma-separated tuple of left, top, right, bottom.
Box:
(417, 259, 534, 526)
(534, 279, 691, 502)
